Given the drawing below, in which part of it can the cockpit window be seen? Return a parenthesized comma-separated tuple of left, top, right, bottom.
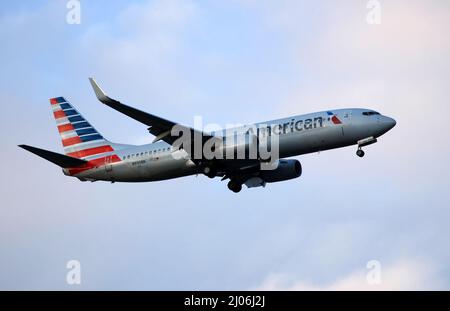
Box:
(362, 111, 380, 116)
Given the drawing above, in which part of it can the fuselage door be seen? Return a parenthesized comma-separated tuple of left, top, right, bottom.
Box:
(105, 155, 113, 172)
(340, 110, 352, 136)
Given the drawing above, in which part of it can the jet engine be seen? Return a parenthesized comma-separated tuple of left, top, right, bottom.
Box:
(259, 159, 302, 183)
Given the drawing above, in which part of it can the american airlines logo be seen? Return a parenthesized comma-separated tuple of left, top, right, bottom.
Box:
(327, 111, 342, 125)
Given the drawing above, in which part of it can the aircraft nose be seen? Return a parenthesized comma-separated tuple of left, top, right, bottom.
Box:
(385, 116, 396, 130)
(380, 116, 396, 133)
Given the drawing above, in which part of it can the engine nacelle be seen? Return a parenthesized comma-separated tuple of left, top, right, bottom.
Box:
(259, 159, 302, 183)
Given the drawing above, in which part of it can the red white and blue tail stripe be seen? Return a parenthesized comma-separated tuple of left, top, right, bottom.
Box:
(50, 97, 120, 174)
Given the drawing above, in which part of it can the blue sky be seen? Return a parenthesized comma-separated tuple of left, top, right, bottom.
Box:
(0, 0, 449, 290)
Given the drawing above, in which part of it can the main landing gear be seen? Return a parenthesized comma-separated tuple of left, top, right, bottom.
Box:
(203, 166, 217, 179)
(227, 180, 242, 193)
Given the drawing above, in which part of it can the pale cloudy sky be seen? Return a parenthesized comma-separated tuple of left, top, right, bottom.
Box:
(0, 0, 449, 290)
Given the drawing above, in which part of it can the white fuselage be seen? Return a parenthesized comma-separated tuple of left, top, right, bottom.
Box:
(68, 108, 396, 182)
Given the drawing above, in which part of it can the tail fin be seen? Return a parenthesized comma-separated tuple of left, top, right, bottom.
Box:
(50, 97, 115, 160)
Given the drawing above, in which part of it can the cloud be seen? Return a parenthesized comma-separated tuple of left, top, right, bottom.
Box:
(244, 0, 450, 180)
(1, 1, 449, 290)
(255, 258, 443, 291)
(257, 0, 450, 112)
(77, 0, 200, 95)
(119, 0, 198, 31)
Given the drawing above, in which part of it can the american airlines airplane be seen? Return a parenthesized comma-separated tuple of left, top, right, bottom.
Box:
(19, 78, 396, 193)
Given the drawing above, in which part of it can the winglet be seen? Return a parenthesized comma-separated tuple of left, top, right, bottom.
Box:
(89, 77, 109, 103)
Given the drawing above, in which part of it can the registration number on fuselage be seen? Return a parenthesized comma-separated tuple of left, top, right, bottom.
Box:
(131, 160, 146, 166)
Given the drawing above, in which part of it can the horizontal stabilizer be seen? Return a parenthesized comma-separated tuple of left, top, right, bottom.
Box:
(18, 145, 87, 168)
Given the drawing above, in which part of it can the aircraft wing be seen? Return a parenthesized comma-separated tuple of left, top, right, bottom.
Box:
(89, 78, 215, 147)
(88, 78, 259, 177)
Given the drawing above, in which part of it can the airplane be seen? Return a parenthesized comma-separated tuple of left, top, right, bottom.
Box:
(19, 78, 396, 193)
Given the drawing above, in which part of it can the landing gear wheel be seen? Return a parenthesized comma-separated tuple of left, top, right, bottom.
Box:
(227, 180, 242, 193)
(356, 149, 365, 158)
(203, 166, 216, 178)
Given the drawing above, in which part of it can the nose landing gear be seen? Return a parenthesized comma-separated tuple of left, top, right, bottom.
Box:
(356, 136, 377, 158)
(356, 148, 365, 158)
